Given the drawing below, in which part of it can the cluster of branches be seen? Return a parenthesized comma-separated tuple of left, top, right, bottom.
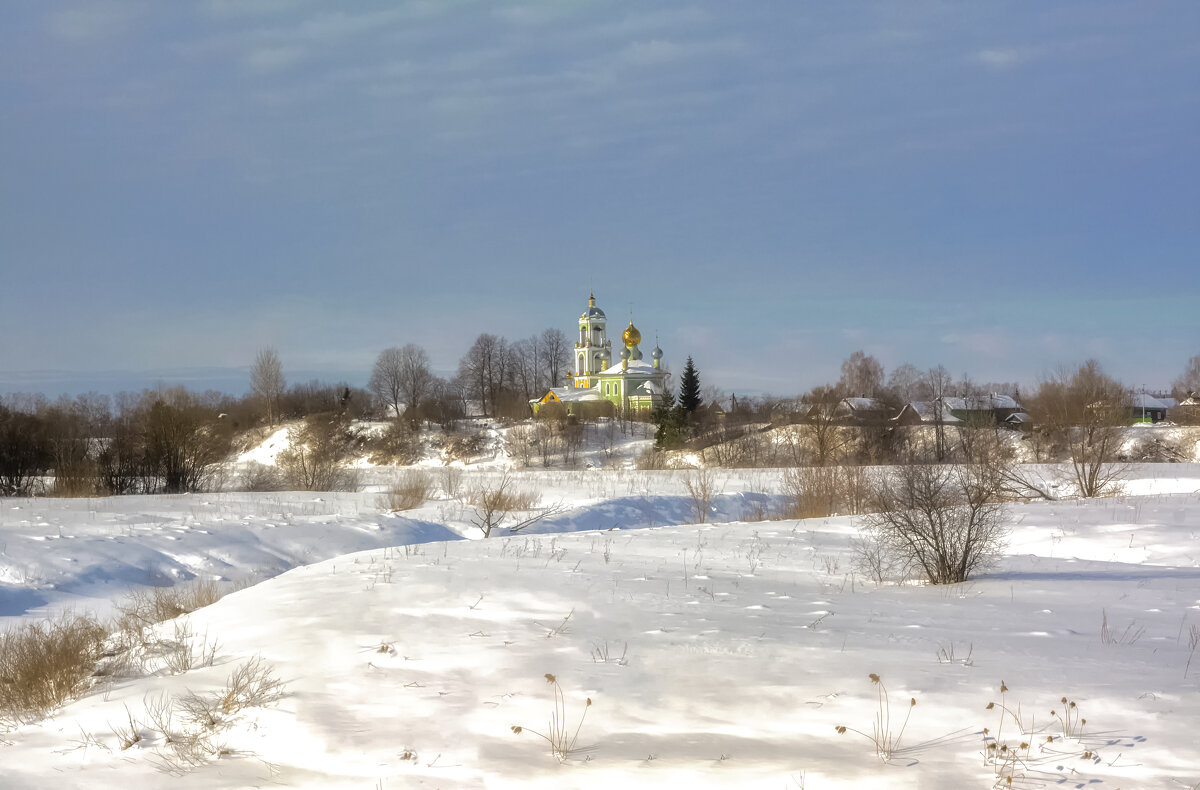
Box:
(0, 388, 235, 497)
(453, 329, 571, 419)
(859, 454, 1011, 585)
(366, 330, 573, 426)
(1023, 360, 1129, 496)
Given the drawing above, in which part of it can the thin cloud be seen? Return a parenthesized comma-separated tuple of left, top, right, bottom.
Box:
(246, 45, 307, 72)
(974, 47, 1030, 70)
(611, 36, 749, 69)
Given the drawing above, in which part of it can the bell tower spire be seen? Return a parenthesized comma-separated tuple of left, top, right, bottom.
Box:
(574, 288, 611, 388)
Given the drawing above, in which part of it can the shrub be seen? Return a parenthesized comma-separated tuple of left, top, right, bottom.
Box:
(465, 470, 559, 537)
(238, 462, 286, 492)
(380, 470, 434, 512)
(443, 431, 489, 464)
(635, 446, 667, 470)
(276, 412, 359, 491)
(155, 657, 284, 773)
(860, 461, 1008, 585)
(782, 465, 869, 519)
(142, 397, 233, 494)
(116, 580, 227, 645)
(367, 419, 423, 465)
(439, 464, 463, 499)
(160, 620, 220, 675)
(683, 466, 719, 523)
(0, 613, 108, 723)
(177, 656, 283, 732)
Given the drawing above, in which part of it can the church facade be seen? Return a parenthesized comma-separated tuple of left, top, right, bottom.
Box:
(531, 291, 670, 416)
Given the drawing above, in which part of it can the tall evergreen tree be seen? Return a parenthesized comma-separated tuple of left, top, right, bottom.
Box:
(679, 356, 702, 413)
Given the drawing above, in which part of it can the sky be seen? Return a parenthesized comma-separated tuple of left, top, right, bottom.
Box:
(2, 1, 1198, 398)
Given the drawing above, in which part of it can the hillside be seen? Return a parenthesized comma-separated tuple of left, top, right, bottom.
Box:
(1, 467, 1199, 787)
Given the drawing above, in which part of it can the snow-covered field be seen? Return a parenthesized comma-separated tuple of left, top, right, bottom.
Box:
(3, 462, 1200, 788)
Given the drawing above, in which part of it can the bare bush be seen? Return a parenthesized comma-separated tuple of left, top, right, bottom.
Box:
(782, 466, 870, 519)
(215, 656, 284, 713)
(506, 424, 536, 468)
(277, 412, 359, 491)
(861, 461, 1008, 585)
(443, 430, 489, 464)
(161, 620, 220, 675)
(176, 656, 283, 734)
(238, 462, 285, 492)
(380, 470, 433, 512)
(0, 613, 108, 723)
(466, 470, 562, 536)
(684, 466, 719, 523)
(116, 580, 226, 645)
(367, 419, 423, 465)
(635, 445, 667, 470)
(439, 464, 463, 499)
(851, 533, 912, 585)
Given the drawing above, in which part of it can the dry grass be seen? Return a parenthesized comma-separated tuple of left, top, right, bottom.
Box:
(683, 466, 719, 523)
(782, 465, 869, 519)
(465, 479, 540, 511)
(982, 680, 1096, 788)
(160, 620, 220, 675)
(380, 469, 434, 512)
(465, 471, 545, 536)
(115, 580, 227, 645)
(1100, 609, 1145, 646)
(152, 657, 283, 774)
(835, 673, 916, 762)
(176, 656, 283, 733)
(511, 673, 594, 762)
(0, 613, 108, 723)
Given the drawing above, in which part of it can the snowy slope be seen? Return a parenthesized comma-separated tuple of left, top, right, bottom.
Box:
(1, 467, 1199, 787)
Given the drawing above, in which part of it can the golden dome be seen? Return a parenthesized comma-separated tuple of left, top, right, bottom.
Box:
(622, 321, 642, 347)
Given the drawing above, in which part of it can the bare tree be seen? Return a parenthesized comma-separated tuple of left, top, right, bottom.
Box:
(861, 460, 1008, 585)
(0, 404, 51, 496)
(1028, 360, 1128, 497)
(923, 365, 954, 462)
(886, 363, 924, 403)
(457, 334, 511, 417)
(510, 336, 541, 402)
(371, 344, 434, 423)
(397, 344, 434, 424)
(539, 328, 571, 389)
(250, 348, 285, 426)
(1173, 355, 1200, 399)
(837, 350, 884, 397)
(369, 348, 406, 420)
(800, 384, 850, 466)
(142, 391, 232, 494)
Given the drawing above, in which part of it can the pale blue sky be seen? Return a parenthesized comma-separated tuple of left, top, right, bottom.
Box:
(2, 1, 1197, 397)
